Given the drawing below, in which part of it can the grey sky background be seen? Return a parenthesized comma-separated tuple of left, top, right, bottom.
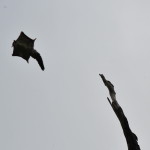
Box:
(0, 0, 149, 149)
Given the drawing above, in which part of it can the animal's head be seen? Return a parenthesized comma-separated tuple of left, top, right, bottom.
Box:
(12, 40, 16, 47)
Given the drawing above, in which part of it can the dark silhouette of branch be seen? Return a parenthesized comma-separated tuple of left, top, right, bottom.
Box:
(99, 74, 140, 150)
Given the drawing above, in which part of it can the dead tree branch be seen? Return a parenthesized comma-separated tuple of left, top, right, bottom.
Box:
(99, 74, 140, 150)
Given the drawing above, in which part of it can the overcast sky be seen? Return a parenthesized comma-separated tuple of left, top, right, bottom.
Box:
(0, 0, 150, 149)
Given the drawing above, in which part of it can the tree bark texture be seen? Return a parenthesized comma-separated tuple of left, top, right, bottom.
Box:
(100, 74, 140, 150)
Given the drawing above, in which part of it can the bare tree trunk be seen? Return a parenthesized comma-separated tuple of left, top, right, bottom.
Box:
(99, 74, 141, 150)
